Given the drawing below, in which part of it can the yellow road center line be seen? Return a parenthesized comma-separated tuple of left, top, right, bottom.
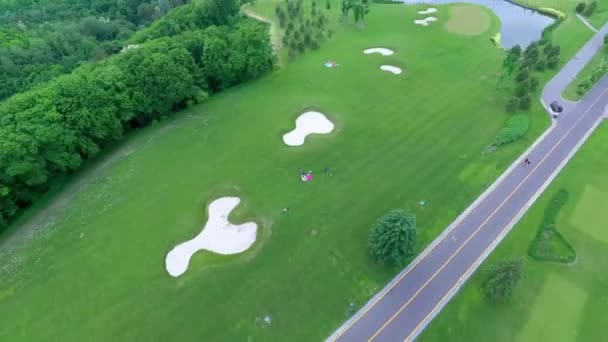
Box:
(365, 89, 608, 342)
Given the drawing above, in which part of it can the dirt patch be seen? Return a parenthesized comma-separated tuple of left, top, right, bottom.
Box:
(444, 4, 490, 36)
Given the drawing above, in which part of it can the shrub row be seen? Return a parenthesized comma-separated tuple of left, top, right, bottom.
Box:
(528, 189, 576, 263)
(495, 115, 529, 146)
(0, 20, 275, 232)
(577, 59, 608, 96)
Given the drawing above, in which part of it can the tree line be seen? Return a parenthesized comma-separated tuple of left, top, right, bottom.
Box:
(0, 0, 192, 101)
(0, 1, 275, 232)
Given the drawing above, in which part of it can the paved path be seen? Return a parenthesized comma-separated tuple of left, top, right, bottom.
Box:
(542, 21, 608, 113)
(241, 5, 282, 63)
(328, 20, 608, 342)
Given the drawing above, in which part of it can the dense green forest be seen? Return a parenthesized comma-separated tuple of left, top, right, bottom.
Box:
(0, 0, 192, 101)
(0, 0, 275, 232)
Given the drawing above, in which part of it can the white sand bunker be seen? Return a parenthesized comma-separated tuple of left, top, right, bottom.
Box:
(418, 7, 437, 14)
(165, 197, 257, 277)
(283, 111, 334, 146)
(380, 65, 402, 75)
(363, 48, 394, 56)
(414, 17, 437, 26)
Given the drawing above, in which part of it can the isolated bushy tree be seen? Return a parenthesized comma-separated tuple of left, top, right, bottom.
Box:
(576, 2, 586, 13)
(368, 209, 417, 265)
(584, 0, 597, 16)
(483, 258, 524, 304)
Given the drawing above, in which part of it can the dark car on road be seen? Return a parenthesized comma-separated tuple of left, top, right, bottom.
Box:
(550, 101, 563, 118)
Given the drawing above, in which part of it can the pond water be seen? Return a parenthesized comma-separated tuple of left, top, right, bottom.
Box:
(402, 0, 555, 48)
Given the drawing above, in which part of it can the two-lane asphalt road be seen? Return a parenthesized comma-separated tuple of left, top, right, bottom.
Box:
(328, 35, 608, 342)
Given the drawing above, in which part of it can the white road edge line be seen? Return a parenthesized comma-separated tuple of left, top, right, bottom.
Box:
(405, 109, 607, 341)
(326, 106, 557, 342)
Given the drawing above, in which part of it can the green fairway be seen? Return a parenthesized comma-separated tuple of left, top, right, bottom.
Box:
(420, 123, 608, 342)
(0, 1, 596, 341)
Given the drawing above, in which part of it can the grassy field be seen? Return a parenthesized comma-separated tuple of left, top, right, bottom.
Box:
(0, 1, 597, 341)
(563, 48, 608, 100)
(517, 0, 608, 27)
(420, 123, 608, 341)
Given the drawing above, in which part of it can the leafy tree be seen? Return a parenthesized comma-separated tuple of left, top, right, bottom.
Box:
(524, 46, 539, 64)
(547, 45, 561, 58)
(516, 68, 530, 82)
(518, 94, 532, 110)
(0, 18, 275, 232)
(505, 97, 519, 113)
(327, 0, 332, 10)
(547, 55, 560, 69)
(535, 58, 546, 71)
(509, 45, 522, 57)
(503, 53, 519, 76)
(529, 76, 540, 91)
(584, 0, 597, 16)
(368, 209, 417, 265)
(515, 80, 530, 97)
(576, 2, 586, 13)
(297, 41, 305, 52)
(303, 32, 312, 46)
(483, 258, 524, 304)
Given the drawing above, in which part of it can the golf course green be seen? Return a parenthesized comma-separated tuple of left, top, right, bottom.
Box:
(0, 0, 598, 341)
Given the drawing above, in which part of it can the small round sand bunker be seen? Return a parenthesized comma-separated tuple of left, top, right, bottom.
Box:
(380, 65, 402, 75)
(165, 197, 257, 277)
(363, 48, 395, 56)
(283, 111, 334, 147)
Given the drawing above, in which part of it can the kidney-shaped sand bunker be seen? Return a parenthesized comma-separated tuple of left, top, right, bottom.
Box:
(283, 111, 335, 146)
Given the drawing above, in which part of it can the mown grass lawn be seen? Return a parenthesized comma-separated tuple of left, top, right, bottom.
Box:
(517, 0, 608, 27)
(0, 1, 579, 341)
(563, 47, 608, 100)
(420, 123, 608, 342)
